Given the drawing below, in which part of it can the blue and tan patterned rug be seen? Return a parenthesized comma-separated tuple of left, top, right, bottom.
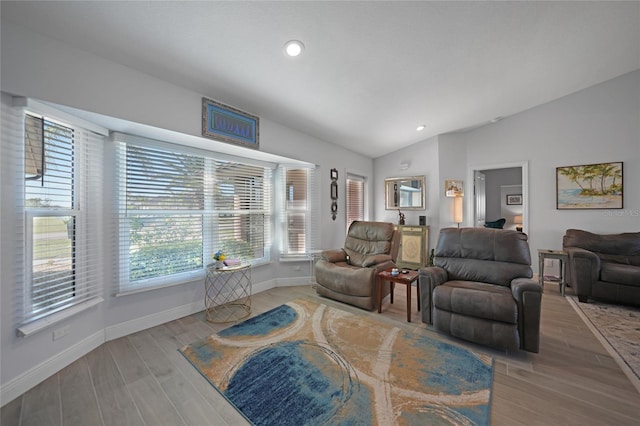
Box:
(180, 299, 493, 425)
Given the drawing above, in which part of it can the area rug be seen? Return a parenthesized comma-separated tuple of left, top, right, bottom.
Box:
(567, 296, 640, 393)
(180, 298, 493, 425)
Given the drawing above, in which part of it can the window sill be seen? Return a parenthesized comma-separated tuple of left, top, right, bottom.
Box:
(17, 297, 104, 337)
(116, 260, 271, 297)
(279, 255, 312, 263)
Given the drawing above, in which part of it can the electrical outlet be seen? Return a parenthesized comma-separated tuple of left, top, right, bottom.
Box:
(53, 325, 70, 341)
(292, 265, 301, 271)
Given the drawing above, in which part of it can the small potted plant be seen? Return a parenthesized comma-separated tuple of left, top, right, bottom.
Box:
(213, 250, 226, 269)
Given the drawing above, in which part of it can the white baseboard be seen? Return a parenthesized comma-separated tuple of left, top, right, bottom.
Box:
(1, 330, 104, 406)
(104, 300, 204, 341)
(276, 276, 313, 287)
(0, 277, 310, 407)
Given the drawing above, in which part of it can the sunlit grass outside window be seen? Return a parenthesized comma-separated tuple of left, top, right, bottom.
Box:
(31, 216, 75, 314)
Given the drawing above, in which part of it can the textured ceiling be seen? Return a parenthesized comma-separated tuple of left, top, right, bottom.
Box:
(2, 1, 639, 158)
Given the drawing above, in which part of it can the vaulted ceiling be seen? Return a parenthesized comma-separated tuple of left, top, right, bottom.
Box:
(2, 1, 639, 158)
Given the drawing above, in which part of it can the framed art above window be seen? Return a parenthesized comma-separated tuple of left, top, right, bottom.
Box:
(202, 97, 260, 149)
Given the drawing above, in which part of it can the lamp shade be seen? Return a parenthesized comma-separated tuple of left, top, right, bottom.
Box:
(513, 215, 523, 224)
(453, 196, 463, 224)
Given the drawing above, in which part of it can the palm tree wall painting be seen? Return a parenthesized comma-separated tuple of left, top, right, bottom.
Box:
(556, 162, 623, 209)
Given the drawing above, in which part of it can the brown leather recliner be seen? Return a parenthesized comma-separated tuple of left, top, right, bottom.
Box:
(563, 229, 640, 307)
(419, 228, 542, 353)
(315, 221, 399, 310)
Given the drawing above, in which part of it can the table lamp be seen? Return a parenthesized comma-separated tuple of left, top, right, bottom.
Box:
(514, 215, 523, 232)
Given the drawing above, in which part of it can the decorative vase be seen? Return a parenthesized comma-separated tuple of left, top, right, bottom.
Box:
(214, 260, 224, 269)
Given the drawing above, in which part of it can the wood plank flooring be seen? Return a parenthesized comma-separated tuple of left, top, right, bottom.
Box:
(2, 281, 639, 425)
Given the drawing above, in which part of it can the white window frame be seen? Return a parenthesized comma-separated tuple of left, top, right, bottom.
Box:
(115, 134, 274, 295)
(278, 166, 318, 260)
(346, 172, 367, 231)
(13, 99, 107, 336)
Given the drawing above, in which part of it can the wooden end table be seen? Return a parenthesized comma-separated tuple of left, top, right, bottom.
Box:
(377, 269, 420, 322)
(537, 249, 569, 296)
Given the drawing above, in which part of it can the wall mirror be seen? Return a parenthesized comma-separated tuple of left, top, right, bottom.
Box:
(384, 176, 426, 210)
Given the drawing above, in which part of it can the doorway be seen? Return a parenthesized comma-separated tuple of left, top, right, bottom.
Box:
(466, 161, 529, 233)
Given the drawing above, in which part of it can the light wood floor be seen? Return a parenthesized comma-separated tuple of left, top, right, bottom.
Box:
(2, 282, 639, 426)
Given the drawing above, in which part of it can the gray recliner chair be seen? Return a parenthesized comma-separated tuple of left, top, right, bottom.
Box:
(315, 221, 399, 310)
(419, 228, 542, 353)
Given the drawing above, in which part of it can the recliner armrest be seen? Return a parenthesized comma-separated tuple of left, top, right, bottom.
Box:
(321, 249, 347, 263)
(510, 277, 542, 353)
(418, 266, 448, 325)
(361, 254, 392, 267)
(419, 266, 448, 287)
(565, 246, 600, 268)
(511, 277, 541, 301)
(564, 246, 600, 301)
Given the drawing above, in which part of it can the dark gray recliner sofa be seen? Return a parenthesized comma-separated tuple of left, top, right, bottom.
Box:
(419, 228, 542, 353)
(563, 229, 640, 307)
(315, 221, 399, 310)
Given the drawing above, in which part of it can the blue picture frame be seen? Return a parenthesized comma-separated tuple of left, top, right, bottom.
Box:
(202, 97, 259, 149)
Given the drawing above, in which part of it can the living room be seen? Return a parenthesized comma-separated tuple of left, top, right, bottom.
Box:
(1, 2, 639, 424)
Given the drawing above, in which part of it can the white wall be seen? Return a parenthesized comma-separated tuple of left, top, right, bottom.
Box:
(0, 19, 373, 403)
(465, 69, 639, 257)
(375, 69, 639, 268)
(373, 135, 440, 250)
(371, 132, 469, 252)
(437, 133, 469, 238)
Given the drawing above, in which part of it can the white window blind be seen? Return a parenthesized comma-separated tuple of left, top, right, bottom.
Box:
(121, 144, 205, 285)
(346, 174, 365, 230)
(115, 134, 272, 294)
(212, 160, 272, 262)
(17, 110, 105, 331)
(278, 166, 318, 257)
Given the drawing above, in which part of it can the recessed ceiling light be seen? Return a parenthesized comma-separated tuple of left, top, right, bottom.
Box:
(284, 40, 304, 57)
(416, 124, 426, 131)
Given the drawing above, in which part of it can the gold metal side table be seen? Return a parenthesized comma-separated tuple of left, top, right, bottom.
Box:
(204, 263, 252, 323)
(537, 249, 568, 296)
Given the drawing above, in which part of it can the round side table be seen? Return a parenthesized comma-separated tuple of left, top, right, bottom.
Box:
(204, 263, 252, 323)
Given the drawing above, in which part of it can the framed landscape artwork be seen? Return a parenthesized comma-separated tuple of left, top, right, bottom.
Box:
(556, 162, 623, 209)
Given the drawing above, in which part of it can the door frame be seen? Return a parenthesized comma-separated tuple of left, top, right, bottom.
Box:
(466, 160, 529, 233)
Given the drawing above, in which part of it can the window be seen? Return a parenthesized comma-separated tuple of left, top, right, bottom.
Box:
(212, 161, 271, 262)
(346, 173, 365, 230)
(21, 112, 104, 331)
(278, 167, 317, 257)
(116, 134, 272, 294)
(121, 145, 205, 283)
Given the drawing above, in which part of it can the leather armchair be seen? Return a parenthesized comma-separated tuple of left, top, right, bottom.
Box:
(315, 221, 399, 310)
(419, 228, 542, 353)
(563, 229, 640, 306)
